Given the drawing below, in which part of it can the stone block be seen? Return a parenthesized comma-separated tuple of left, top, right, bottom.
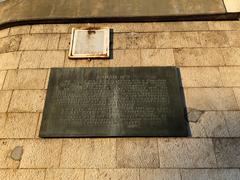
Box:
(181, 169, 240, 180)
(0, 90, 12, 112)
(0, 169, 45, 180)
(60, 139, 116, 168)
(19, 34, 60, 50)
(220, 67, 240, 87)
(93, 59, 110, 67)
(19, 51, 65, 69)
(174, 48, 225, 67)
(3, 69, 48, 90)
(141, 49, 175, 66)
(190, 111, 229, 137)
(45, 169, 84, 180)
(75, 59, 94, 67)
(64, 51, 76, 67)
(222, 48, 240, 65)
(113, 33, 126, 49)
(125, 33, 156, 49)
(0, 71, 6, 89)
(226, 31, 240, 47)
(85, 169, 139, 180)
(0, 139, 24, 168)
(223, 111, 240, 137)
(234, 88, 240, 108)
(10, 26, 31, 35)
(20, 139, 62, 168)
(0, 52, 21, 70)
(180, 67, 222, 87)
(0, 113, 39, 138)
(185, 88, 238, 110)
(117, 138, 159, 168)
(213, 138, 240, 167)
(58, 34, 71, 50)
(199, 32, 229, 47)
(110, 49, 141, 67)
(31, 24, 69, 34)
(8, 90, 46, 112)
(208, 21, 240, 31)
(158, 138, 217, 168)
(0, 36, 21, 54)
(0, 28, 9, 38)
(140, 169, 181, 180)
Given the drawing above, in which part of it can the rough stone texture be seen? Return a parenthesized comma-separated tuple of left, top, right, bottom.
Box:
(19, 51, 65, 69)
(234, 88, 240, 108)
(0, 90, 12, 112)
(190, 111, 229, 137)
(185, 88, 239, 110)
(187, 108, 204, 122)
(0, 52, 21, 70)
(199, 31, 229, 47)
(58, 34, 71, 50)
(222, 48, 240, 65)
(8, 90, 46, 112)
(208, 21, 240, 31)
(180, 67, 222, 87)
(226, 31, 240, 47)
(220, 67, 240, 87)
(85, 169, 139, 180)
(0, 70, 6, 89)
(174, 48, 225, 67)
(9, 26, 31, 35)
(0, 28, 9, 38)
(140, 169, 181, 180)
(141, 49, 175, 66)
(19, 34, 60, 50)
(0, 113, 39, 138)
(158, 138, 217, 168)
(117, 138, 159, 168)
(213, 138, 240, 168)
(45, 169, 84, 180)
(3, 69, 48, 90)
(60, 139, 116, 168)
(0, 169, 45, 180)
(31, 24, 69, 34)
(10, 146, 23, 161)
(223, 111, 240, 137)
(0, 36, 21, 53)
(181, 169, 240, 180)
(20, 139, 62, 168)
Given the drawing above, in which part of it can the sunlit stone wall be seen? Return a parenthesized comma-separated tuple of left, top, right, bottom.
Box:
(0, 21, 240, 179)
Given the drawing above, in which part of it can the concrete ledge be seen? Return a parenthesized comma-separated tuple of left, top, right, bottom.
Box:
(0, 0, 239, 29)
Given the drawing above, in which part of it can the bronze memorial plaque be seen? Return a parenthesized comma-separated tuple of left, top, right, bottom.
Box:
(40, 67, 188, 137)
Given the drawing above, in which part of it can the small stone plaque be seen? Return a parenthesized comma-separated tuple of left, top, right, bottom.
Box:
(40, 67, 188, 137)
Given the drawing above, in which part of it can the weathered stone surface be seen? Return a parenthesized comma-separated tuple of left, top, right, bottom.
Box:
(234, 88, 240, 108)
(31, 24, 69, 34)
(19, 34, 60, 50)
(181, 169, 240, 180)
(199, 32, 229, 47)
(222, 48, 240, 65)
(58, 34, 71, 50)
(10, 26, 30, 35)
(0, 113, 6, 135)
(0, 52, 21, 70)
(45, 169, 84, 180)
(3, 69, 48, 90)
(180, 67, 222, 87)
(158, 138, 217, 168)
(113, 33, 126, 49)
(20, 139, 62, 168)
(93, 59, 110, 67)
(125, 33, 156, 49)
(208, 21, 240, 30)
(0, 36, 21, 53)
(0, 90, 12, 112)
(0, 169, 45, 180)
(117, 139, 159, 168)
(0, 28, 9, 38)
(223, 111, 240, 137)
(8, 90, 46, 112)
(75, 59, 94, 67)
(85, 169, 139, 180)
(220, 67, 240, 87)
(156, 32, 201, 48)
(0, 113, 39, 138)
(213, 138, 240, 167)
(0, 140, 24, 168)
(187, 108, 204, 122)
(19, 51, 65, 69)
(174, 48, 225, 67)
(11, 146, 23, 161)
(185, 88, 238, 110)
(140, 169, 181, 180)
(141, 49, 175, 66)
(64, 51, 76, 67)
(190, 112, 229, 137)
(110, 49, 141, 67)
(226, 31, 240, 47)
(60, 139, 116, 168)
(0, 71, 6, 89)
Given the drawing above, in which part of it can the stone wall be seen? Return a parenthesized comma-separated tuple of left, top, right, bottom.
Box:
(0, 21, 240, 179)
